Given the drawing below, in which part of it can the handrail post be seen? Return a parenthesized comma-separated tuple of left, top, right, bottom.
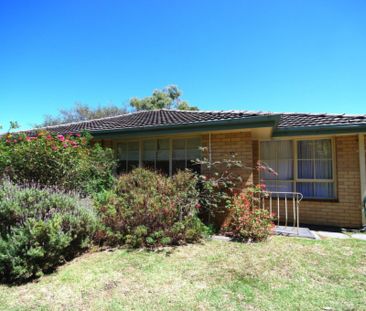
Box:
(260, 191, 302, 234)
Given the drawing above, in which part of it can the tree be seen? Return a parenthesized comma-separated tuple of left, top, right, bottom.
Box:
(35, 103, 127, 128)
(129, 85, 198, 111)
(35, 86, 198, 128)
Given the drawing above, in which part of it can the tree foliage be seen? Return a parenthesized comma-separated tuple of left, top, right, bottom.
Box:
(129, 85, 198, 111)
(34, 86, 198, 127)
(35, 103, 127, 128)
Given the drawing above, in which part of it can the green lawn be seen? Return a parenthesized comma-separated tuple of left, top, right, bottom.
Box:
(0, 237, 365, 311)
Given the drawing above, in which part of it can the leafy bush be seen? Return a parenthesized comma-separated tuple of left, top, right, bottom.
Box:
(0, 131, 116, 195)
(222, 185, 274, 242)
(0, 180, 98, 283)
(193, 150, 245, 228)
(95, 168, 206, 248)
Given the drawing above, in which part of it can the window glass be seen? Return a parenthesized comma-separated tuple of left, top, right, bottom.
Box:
(172, 139, 186, 173)
(117, 143, 127, 174)
(297, 182, 335, 199)
(156, 139, 170, 174)
(172, 138, 201, 174)
(143, 140, 156, 170)
(117, 142, 139, 173)
(297, 139, 334, 199)
(127, 141, 139, 172)
(186, 138, 201, 173)
(260, 140, 293, 192)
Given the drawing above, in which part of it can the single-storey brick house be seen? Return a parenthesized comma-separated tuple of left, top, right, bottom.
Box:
(37, 109, 366, 228)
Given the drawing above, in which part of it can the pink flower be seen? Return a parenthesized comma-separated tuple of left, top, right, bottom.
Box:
(52, 146, 58, 151)
(259, 183, 266, 190)
(46, 135, 52, 140)
(195, 203, 201, 209)
(57, 135, 65, 142)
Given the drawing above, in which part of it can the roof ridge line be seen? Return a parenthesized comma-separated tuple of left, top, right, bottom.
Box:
(27, 110, 151, 132)
(280, 112, 366, 117)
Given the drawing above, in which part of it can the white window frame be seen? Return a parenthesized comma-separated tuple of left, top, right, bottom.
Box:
(259, 137, 337, 200)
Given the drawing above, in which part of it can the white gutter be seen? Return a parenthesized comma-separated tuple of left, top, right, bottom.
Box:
(359, 134, 366, 226)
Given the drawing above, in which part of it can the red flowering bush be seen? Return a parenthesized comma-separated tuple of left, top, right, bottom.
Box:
(222, 184, 275, 242)
(0, 131, 116, 195)
(94, 168, 207, 248)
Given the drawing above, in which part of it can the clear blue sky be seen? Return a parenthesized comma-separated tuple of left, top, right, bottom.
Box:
(1, 0, 365, 130)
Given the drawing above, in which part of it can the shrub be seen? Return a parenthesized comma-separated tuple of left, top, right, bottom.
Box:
(193, 151, 245, 228)
(0, 131, 116, 195)
(222, 185, 275, 242)
(95, 168, 206, 248)
(0, 180, 98, 283)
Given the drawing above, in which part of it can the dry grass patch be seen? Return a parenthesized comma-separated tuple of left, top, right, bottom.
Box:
(0, 237, 365, 311)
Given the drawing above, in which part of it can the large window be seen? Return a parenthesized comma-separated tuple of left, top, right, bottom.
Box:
(117, 137, 201, 175)
(143, 139, 170, 174)
(260, 138, 335, 199)
(172, 137, 201, 174)
(260, 141, 294, 192)
(117, 141, 140, 174)
(297, 139, 335, 199)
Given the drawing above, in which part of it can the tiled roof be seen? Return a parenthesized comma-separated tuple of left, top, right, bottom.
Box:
(278, 113, 366, 129)
(26, 110, 273, 135)
(23, 109, 366, 135)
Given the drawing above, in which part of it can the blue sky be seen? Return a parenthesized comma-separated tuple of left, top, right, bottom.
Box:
(1, 0, 365, 130)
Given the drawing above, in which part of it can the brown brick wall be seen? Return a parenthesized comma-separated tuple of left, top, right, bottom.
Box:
(253, 136, 362, 228)
(201, 132, 254, 187)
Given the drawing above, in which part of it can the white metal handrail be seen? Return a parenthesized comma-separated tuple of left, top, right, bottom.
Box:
(260, 191, 303, 232)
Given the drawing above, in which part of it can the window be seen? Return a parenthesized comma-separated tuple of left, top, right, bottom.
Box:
(118, 137, 201, 176)
(297, 139, 335, 199)
(117, 141, 139, 174)
(260, 141, 294, 192)
(172, 137, 201, 174)
(260, 138, 335, 199)
(142, 139, 170, 174)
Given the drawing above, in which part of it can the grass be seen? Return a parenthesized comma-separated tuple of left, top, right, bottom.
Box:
(0, 237, 365, 311)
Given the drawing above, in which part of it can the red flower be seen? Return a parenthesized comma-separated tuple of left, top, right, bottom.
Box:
(57, 135, 65, 142)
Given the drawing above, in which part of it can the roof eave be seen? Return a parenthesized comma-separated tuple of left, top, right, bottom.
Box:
(273, 124, 366, 137)
(90, 115, 281, 139)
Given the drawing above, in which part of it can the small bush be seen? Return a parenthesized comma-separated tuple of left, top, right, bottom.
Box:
(193, 151, 245, 228)
(95, 168, 206, 248)
(222, 185, 274, 242)
(0, 131, 116, 195)
(0, 181, 97, 283)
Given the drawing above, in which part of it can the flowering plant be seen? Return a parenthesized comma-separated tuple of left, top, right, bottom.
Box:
(222, 184, 275, 242)
(0, 130, 116, 195)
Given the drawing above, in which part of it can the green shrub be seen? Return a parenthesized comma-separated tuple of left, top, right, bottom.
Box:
(222, 185, 275, 242)
(95, 168, 206, 248)
(0, 131, 116, 195)
(0, 181, 98, 283)
(193, 151, 244, 228)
